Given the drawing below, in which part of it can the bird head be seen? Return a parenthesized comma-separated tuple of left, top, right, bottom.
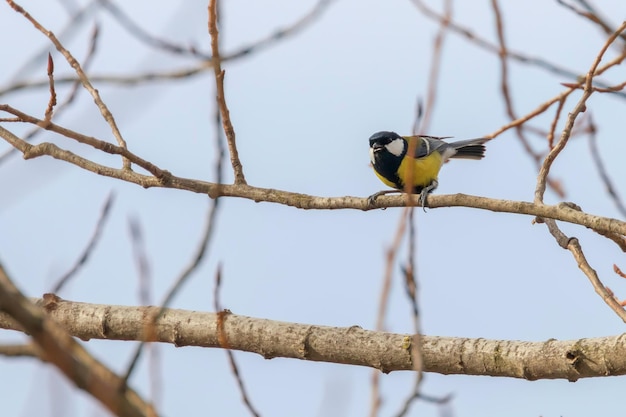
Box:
(369, 131, 406, 157)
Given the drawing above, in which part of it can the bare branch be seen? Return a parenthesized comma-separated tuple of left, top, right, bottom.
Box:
(3, 123, 626, 236)
(540, 216, 626, 322)
(208, 0, 246, 184)
(0, 106, 170, 179)
(7, 0, 131, 168)
(535, 21, 626, 203)
(0, 23, 100, 164)
(3, 297, 626, 380)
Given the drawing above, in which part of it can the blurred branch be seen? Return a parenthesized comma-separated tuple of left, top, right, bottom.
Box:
(393, 209, 448, 417)
(99, 0, 334, 62)
(410, 0, 626, 99)
(0, 268, 157, 417)
(99, 0, 212, 59)
(3, 296, 626, 380)
(51, 191, 115, 294)
(127, 216, 163, 410)
(0, 342, 41, 358)
(0, 0, 335, 100)
(587, 116, 626, 219)
(214, 265, 262, 417)
(558, 0, 626, 43)
(369, 206, 413, 417)
(413, 0, 452, 135)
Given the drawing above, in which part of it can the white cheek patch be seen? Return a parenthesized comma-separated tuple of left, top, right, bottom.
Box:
(369, 147, 376, 164)
(385, 138, 405, 157)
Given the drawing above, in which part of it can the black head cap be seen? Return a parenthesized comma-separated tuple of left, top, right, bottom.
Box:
(369, 131, 401, 148)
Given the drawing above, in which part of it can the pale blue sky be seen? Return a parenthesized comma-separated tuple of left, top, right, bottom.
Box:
(1, 1, 626, 416)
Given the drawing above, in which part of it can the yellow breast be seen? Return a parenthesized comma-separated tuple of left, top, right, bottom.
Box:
(397, 151, 443, 189)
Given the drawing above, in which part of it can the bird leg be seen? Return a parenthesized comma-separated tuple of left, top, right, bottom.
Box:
(367, 190, 400, 207)
(418, 179, 438, 211)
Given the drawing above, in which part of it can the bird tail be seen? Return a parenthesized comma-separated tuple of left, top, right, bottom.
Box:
(449, 138, 489, 160)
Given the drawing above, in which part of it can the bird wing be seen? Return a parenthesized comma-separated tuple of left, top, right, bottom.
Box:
(403, 135, 453, 159)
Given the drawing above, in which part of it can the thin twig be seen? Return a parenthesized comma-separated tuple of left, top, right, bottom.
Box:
(541, 217, 626, 322)
(8, 0, 100, 82)
(7, 0, 132, 169)
(50, 192, 115, 294)
(208, 0, 246, 185)
(535, 21, 626, 203)
(0, 104, 170, 180)
(546, 98, 567, 149)
(0, 24, 100, 164)
(559, 0, 626, 43)
(488, 49, 626, 142)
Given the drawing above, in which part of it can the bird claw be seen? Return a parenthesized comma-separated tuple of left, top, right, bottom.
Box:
(418, 180, 438, 212)
(418, 191, 428, 212)
(367, 190, 395, 209)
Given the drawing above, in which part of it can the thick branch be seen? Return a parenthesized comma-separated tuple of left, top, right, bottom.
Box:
(1, 297, 626, 381)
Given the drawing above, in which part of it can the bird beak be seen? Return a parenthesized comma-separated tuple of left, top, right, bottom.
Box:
(371, 143, 384, 153)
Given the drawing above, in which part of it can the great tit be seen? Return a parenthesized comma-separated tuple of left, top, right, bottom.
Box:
(368, 131, 489, 207)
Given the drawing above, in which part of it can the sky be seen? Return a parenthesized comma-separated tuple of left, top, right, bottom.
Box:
(1, 1, 626, 416)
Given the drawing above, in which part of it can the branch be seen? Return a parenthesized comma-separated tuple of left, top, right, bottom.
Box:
(208, 0, 246, 184)
(2, 297, 626, 381)
(1, 124, 625, 235)
(535, 20, 626, 203)
(7, 0, 131, 168)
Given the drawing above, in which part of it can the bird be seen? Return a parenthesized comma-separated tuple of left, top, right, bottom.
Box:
(368, 131, 489, 208)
